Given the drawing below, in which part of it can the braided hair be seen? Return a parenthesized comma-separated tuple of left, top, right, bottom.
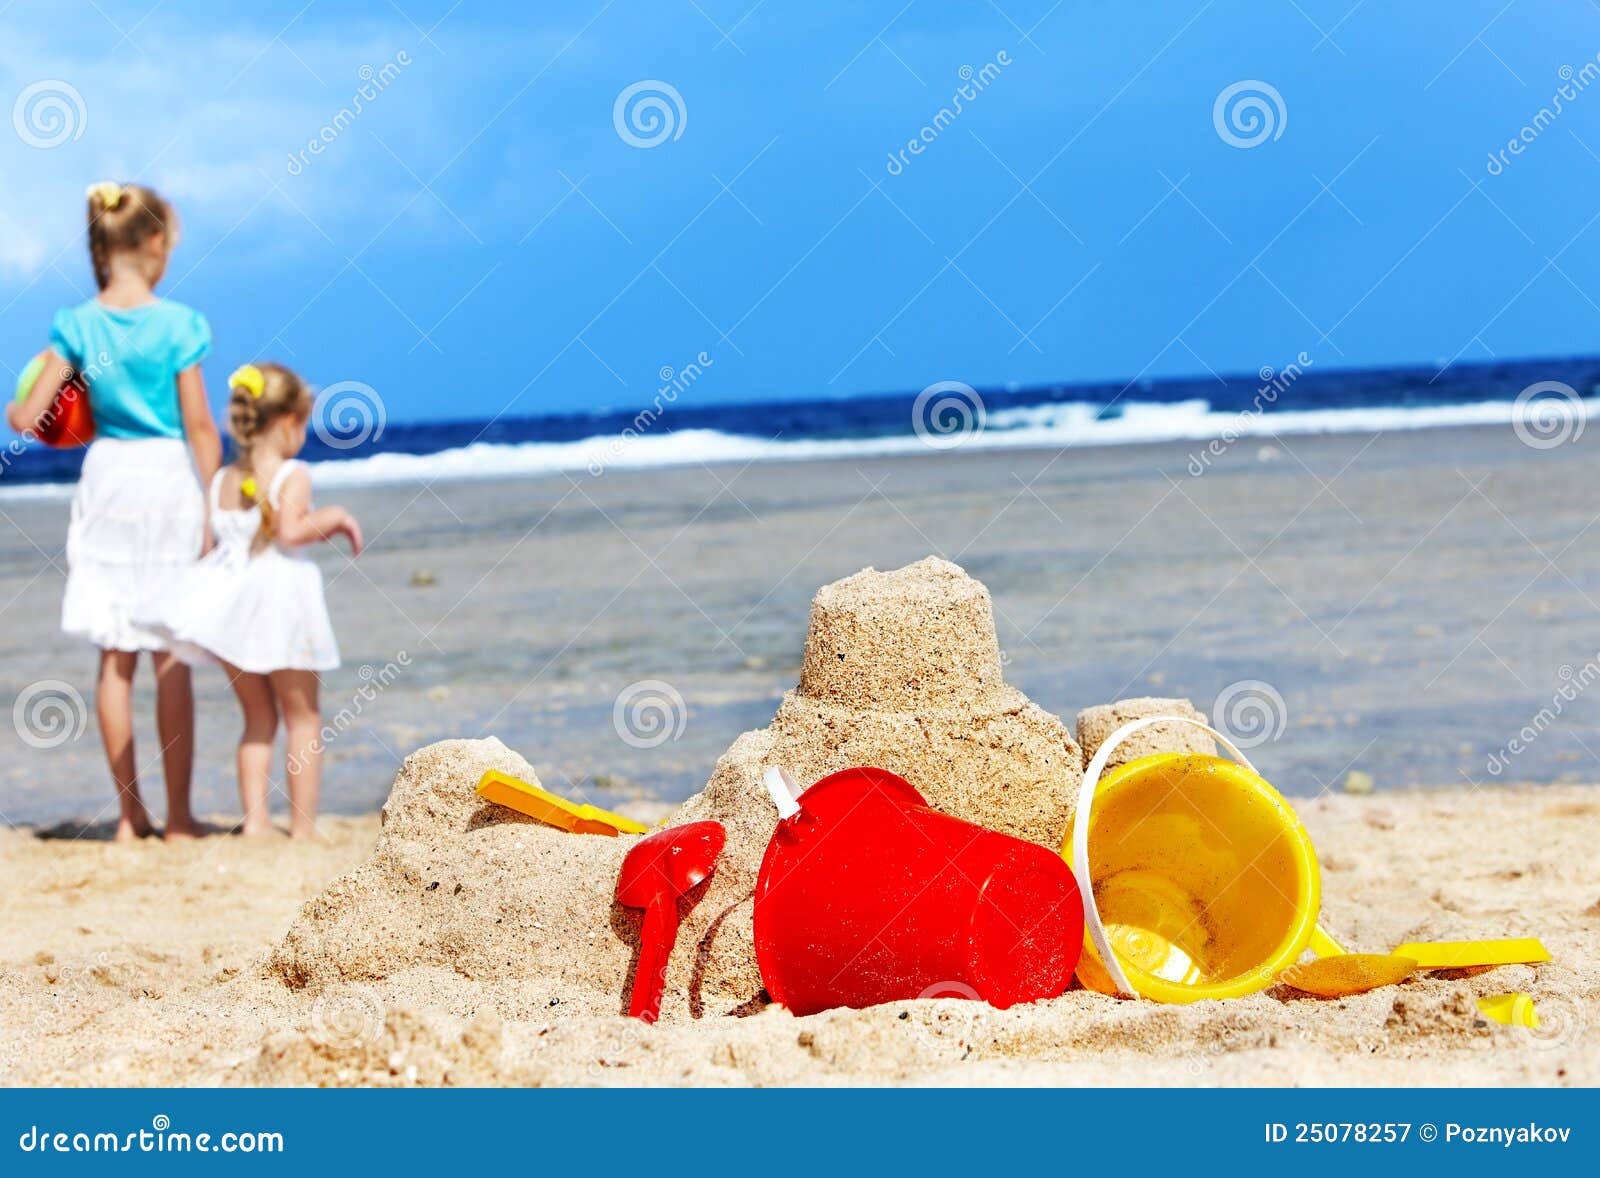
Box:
(227, 363, 313, 554)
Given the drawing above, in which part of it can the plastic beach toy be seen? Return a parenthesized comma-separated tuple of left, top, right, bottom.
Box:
(1280, 953, 1418, 998)
(616, 820, 725, 1023)
(753, 766, 1083, 1017)
(1066, 716, 1323, 1003)
(14, 353, 94, 448)
(475, 770, 647, 836)
(1477, 992, 1540, 1028)
(1391, 938, 1550, 970)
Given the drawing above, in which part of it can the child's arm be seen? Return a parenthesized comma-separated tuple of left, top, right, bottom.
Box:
(177, 365, 222, 554)
(6, 350, 68, 434)
(177, 365, 221, 488)
(274, 467, 363, 556)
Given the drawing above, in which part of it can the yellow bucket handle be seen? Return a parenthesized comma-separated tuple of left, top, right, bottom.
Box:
(1072, 715, 1340, 997)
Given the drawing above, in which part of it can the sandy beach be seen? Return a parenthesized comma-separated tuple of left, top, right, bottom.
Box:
(2, 425, 1598, 1086)
(0, 774, 1593, 1086)
(4, 424, 1598, 825)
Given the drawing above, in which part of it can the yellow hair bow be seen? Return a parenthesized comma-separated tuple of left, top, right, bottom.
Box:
(240, 477, 258, 500)
(86, 181, 124, 210)
(229, 364, 266, 399)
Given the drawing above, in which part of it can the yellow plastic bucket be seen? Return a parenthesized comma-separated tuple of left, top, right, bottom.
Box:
(1064, 716, 1322, 1003)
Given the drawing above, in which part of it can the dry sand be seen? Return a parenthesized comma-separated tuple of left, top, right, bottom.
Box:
(2, 557, 1596, 1087)
(1, 782, 1595, 1087)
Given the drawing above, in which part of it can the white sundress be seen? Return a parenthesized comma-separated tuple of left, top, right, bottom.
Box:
(143, 460, 341, 674)
(62, 437, 205, 652)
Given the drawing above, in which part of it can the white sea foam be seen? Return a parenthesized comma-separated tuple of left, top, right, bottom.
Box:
(1, 396, 1589, 500)
(304, 396, 1596, 488)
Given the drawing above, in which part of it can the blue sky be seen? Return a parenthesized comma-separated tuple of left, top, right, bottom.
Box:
(3, 0, 1600, 424)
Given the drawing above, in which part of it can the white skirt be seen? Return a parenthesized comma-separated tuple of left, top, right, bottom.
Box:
(151, 546, 341, 675)
(62, 437, 204, 653)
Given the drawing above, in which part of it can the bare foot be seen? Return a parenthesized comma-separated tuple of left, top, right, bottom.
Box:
(114, 812, 154, 843)
(289, 825, 323, 843)
(162, 818, 205, 842)
(240, 821, 279, 840)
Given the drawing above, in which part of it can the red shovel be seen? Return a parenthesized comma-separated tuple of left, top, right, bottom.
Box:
(615, 820, 725, 1022)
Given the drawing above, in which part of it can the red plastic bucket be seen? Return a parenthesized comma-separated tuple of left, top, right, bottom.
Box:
(753, 766, 1083, 1016)
(14, 355, 95, 449)
(38, 377, 95, 449)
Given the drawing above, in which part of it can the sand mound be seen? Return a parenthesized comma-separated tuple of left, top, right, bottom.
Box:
(1076, 697, 1217, 769)
(7, 784, 1595, 1087)
(270, 556, 1082, 1020)
(270, 738, 636, 1011)
(244, 1006, 508, 1087)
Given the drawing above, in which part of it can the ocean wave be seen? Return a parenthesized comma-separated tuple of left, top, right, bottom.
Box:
(306, 395, 1595, 488)
(2, 395, 1591, 499)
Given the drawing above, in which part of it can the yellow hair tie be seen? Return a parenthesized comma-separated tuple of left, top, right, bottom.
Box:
(240, 477, 258, 500)
(86, 181, 124, 210)
(229, 364, 266, 399)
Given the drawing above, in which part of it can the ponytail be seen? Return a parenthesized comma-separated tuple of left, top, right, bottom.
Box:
(85, 182, 173, 290)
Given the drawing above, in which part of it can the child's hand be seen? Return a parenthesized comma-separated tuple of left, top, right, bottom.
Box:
(333, 509, 363, 557)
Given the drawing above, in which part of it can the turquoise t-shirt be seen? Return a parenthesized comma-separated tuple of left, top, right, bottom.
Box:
(48, 299, 211, 440)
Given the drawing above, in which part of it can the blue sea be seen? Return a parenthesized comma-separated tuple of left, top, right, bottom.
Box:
(5, 354, 1599, 495)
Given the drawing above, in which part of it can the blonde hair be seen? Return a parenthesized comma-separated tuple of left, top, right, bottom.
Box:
(227, 363, 313, 554)
(85, 182, 174, 290)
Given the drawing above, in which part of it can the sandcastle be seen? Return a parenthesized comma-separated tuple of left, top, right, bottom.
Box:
(1075, 697, 1217, 769)
(270, 557, 1094, 1019)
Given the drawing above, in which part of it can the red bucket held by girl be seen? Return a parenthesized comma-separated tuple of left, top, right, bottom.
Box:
(753, 766, 1084, 1017)
(14, 353, 94, 449)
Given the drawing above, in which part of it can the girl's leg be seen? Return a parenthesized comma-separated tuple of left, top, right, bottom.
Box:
(271, 670, 322, 839)
(223, 663, 277, 837)
(96, 649, 150, 842)
(151, 650, 201, 840)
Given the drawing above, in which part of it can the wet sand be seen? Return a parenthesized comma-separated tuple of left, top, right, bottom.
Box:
(3, 423, 1595, 828)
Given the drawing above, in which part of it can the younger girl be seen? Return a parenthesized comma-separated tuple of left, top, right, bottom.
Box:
(7, 182, 221, 842)
(148, 364, 362, 838)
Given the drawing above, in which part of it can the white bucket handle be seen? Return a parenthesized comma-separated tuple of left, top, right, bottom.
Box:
(762, 766, 802, 820)
(1072, 715, 1260, 999)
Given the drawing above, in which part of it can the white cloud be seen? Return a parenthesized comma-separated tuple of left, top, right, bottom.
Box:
(0, 17, 440, 280)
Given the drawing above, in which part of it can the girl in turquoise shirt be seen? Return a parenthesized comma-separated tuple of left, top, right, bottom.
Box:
(8, 182, 223, 842)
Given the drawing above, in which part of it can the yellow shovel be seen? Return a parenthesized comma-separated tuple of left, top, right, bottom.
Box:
(476, 770, 648, 837)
